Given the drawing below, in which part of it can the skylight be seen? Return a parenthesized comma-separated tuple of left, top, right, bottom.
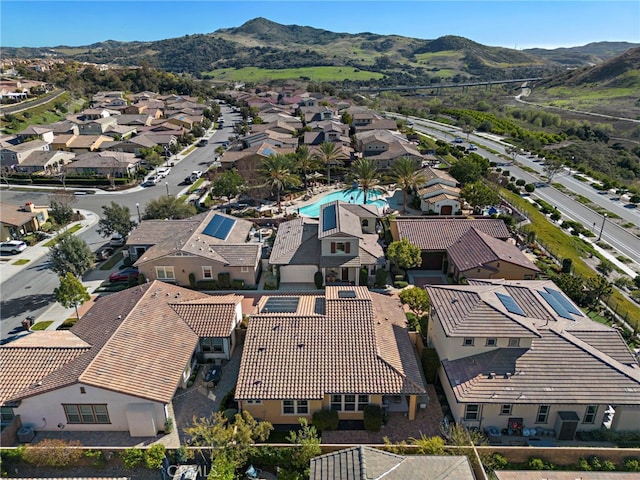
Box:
(496, 292, 525, 316)
(203, 214, 236, 240)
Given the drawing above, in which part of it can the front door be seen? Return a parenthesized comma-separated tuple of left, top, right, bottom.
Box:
(341, 268, 349, 282)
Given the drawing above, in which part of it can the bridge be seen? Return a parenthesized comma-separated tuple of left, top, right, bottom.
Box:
(357, 77, 545, 94)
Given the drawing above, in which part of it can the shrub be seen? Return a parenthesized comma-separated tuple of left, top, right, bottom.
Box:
(491, 453, 508, 470)
(394, 274, 405, 282)
(84, 449, 105, 468)
(394, 281, 409, 289)
(516, 179, 526, 186)
(264, 272, 279, 290)
(23, 439, 83, 467)
(144, 444, 166, 469)
(231, 279, 245, 289)
(625, 458, 640, 472)
(363, 404, 382, 432)
(406, 312, 419, 331)
(218, 387, 237, 412)
(312, 408, 339, 432)
(164, 417, 174, 434)
(196, 279, 218, 290)
(120, 448, 144, 469)
(602, 460, 616, 471)
(529, 458, 546, 470)
(524, 183, 535, 193)
(411, 434, 445, 454)
(359, 268, 369, 287)
(188, 273, 196, 288)
(314, 271, 323, 289)
(561, 258, 573, 273)
(218, 272, 231, 289)
(375, 269, 388, 287)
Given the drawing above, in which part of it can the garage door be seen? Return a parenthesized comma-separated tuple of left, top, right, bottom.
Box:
(280, 265, 318, 283)
(440, 205, 453, 215)
(421, 252, 444, 270)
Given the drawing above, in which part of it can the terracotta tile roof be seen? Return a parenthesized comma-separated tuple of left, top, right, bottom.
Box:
(126, 215, 206, 245)
(392, 218, 510, 250)
(567, 330, 637, 365)
(421, 167, 458, 184)
(236, 287, 426, 400)
(447, 228, 539, 273)
(1, 139, 48, 153)
(171, 294, 242, 337)
(310, 446, 475, 480)
(418, 184, 461, 198)
(423, 193, 461, 204)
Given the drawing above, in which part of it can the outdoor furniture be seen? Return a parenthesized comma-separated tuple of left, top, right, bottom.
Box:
(246, 465, 262, 479)
(204, 366, 222, 386)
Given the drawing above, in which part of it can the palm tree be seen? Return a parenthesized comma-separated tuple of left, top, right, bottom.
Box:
(259, 154, 301, 212)
(313, 141, 343, 184)
(295, 145, 317, 190)
(391, 156, 427, 213)
(342, 157, 384, 205)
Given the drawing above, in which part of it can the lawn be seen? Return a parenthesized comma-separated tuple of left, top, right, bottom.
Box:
(30, 321, 53, 331)
(0, 93, 85, 134)
(99, 251, 123, 270)
(43, 224, 83, 246)
(12, 259, 30, 266)
(203, 66, 384, 82)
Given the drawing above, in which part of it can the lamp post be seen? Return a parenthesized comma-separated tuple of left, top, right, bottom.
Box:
(597, 213, 607, 241)
(136, 203, 141, 223)
(165, 181, 170, 197)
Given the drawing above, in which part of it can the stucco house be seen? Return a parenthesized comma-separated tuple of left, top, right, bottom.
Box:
(0, 201, 49, 241)
(0, 281, 245, 438)
(426, 279, 640, 438)
(417, 167, 462, 215)
(236, 286, 427, 426)
(64, 151, 140, 177)
(269, 201, 385, 286)
(14, 150, 74, 174)
(0, 139, 49, 169)
(129, 211, 262, 288)
(15, 126, 55, 144)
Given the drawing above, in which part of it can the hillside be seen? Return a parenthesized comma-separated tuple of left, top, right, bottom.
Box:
(525, 42, 639, 66)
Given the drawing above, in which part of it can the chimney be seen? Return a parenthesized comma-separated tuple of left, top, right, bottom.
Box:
(24, 201, 35, 212)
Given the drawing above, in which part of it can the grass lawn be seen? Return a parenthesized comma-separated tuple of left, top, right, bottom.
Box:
(56, 318, 78, 330)
(99, 251, 123, 270)
(0, 93, 85, 134)
(204, 66, 384, 82)
(12, 259, 30, 266)
(30, 321, 53, 331)
(43, 224, 84, 246)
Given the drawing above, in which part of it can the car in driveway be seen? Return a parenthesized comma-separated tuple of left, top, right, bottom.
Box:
(109, 267, 139, 283)
(0, 240, 26, 254)
(95, 246, 115, 261)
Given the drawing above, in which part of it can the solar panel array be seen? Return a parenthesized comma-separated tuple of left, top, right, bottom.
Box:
(496, 292, 525, 316)
(203, 214, 236, 240)
(322, 204, 337, 231)
(544, 287, 583, 316)
(539, 290, 574, 320)
(263, 297, 300, 314)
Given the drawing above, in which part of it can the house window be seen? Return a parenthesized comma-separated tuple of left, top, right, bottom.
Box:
(282, 400, 308, 415)
(0, 407, 15, 423)
(463, 338, 474, 347)
(202, 266, 213, 279)
(486, 338, 497, 347)
(583, 405, 598, 424)
(330, 394, 369, 412)
(241, 266, 250, 273)
(201, 337, 224, 353)
(245, 400, 263, 405)
(464, 404, 480, 421)
(524, 274, 534, 280)
(500, 404, 513, 415)
(63, 404, 110, 424)
(536, 405, 550, 424)
(508, 338, 520, 347)
(330, 242, 350, 254)
(155, 266, 175, 280)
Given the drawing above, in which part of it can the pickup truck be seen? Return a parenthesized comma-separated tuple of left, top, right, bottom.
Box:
(184, 171, 203, 184)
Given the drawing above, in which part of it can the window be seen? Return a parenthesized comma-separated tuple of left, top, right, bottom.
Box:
(508, 338, 520, 347)
(155, 266, 175, 280)
(245, 400, 262, 405)
(486, 338, 497, 347)
(0, 407, 15, 423)
(330, 394, 369, 412)
(330, 242, 351, 254)
(500, 404, 513, 416)
(201, 337, 224, 353)
(464, 404, 480, 421)
(536, 405, 550, 424)
(202, 266, 213, 279)
(63, 404, 110, 424)
(241, 266, 250, 273)
(463, 338, 474, 347)
(583, 405, 598, 424)
(282, 400, 308, 415)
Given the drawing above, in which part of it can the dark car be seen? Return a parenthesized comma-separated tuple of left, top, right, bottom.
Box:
(109, 267, 139, 283)
(95, 246, 115, 261)
(204, 366, 222, 386)
(198, 139, 208, 147)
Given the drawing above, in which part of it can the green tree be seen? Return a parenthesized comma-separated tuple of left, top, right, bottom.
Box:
(294, 145, 318, 190)
(342, 157, 384, 205)
(260, 154, 301, 211)
(208, 452, 235, 480)
(449, 154, 489, 184)
(585, 275, 613, 313)
(555, 273, 585, 305)
(340, 111, 352, 126)
(461, 181, 500, 212)
(387, 238, 421, 271)
(287, 419, 322, 477)
(543, 158, 564, 183)
(97, 202, 136, 238)
(596, 259, 614, 277)
(391, 156, 427, 212)
(53, 272, 90, 320)
(313, 141, 343, 184)
(210, 169, 243, 206)
(143, 196, 197, 220)
(399, 286, 430, 317)
(48, 233, 93, 278)
(49, 190, 77, 226)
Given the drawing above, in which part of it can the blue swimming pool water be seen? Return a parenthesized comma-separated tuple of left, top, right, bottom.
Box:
(298, 190, 388, 217)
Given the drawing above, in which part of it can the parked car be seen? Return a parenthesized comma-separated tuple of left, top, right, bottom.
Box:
(109, 233, 126, 247)
(156, 167, 171, 178)
(144, 175, 159, 186)
(185, 171, 203, 184)
(467, 144, 478, 151)
(453, 137, 464, 143)
(95, 246, 115, 261)
(109, 267, 139, 283)
(0, 240, 26, 254)
(198, 139, 208, 147)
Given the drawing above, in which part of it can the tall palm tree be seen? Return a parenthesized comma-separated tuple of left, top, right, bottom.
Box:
(295, 145, 317, 190)
(259, 154, 301, 212)
(342, 157, 384, 205)
(313, 141, 343, 184)
(391, 156, 428, 213)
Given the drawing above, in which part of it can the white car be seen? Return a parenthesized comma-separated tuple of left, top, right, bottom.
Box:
(0, 240, 27, 254)
(156, 167, 171, 178)
(144, 175, 159, 186)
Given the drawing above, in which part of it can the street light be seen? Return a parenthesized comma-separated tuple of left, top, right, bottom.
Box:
(136, 203, 141, 223)
(165, 182, 170, 197)
(597, 213, 607, 241)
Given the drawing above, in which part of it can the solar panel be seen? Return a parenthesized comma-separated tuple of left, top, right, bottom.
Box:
(263, 297, 300, 313)
(496, 292, 525, 316)
(338, 290, 356, 298)
(203, 214, 236, 240)
(539, 291, 574, 320)
(544, 287, 583, 316)
(322, 204, 337, 231)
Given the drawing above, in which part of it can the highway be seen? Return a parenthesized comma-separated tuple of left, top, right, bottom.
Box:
(0, 105, 242, 341)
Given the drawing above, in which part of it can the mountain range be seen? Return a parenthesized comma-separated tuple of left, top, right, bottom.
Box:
(3, 18, 638, 83)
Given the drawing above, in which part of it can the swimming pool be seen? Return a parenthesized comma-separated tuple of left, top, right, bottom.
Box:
(297, 190, 388, 217)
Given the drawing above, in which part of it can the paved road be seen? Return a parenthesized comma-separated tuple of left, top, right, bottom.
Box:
(0, 89, 66, 115)
(0, 106, 242, 342)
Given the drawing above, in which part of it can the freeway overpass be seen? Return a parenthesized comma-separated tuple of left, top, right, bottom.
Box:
(357, 77, 544, 94)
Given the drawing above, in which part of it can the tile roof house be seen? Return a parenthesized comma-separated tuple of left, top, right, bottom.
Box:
(269, 201, 385, 286)
(236, 286, 427, 425)
(353, 130, 422, 168)
(129, 211, 262, 288)
(391, 218, 511, 270)
(310, 446, 476, 480)
(15, 125, 55, 144)
(417, 167, 461, 215)
(0, 281, 245, 437)
(425, 279, 640, 438)
(14, 150, 74, 174)
(64, 151, 140, 177)
(0, 201, 49, 241)
(0, 140, 49, 169)
(446, 228, 539, 281)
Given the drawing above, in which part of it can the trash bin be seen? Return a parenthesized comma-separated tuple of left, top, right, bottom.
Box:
(22, 316, 34, 331)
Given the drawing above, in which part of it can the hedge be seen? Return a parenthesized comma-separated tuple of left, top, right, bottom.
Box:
(312, 408, 339, 432)
(363, 404, 382, 432)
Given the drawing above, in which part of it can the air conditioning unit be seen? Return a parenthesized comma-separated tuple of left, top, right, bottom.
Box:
(17, 426, 35, 443)
(419, 403, 427, 409)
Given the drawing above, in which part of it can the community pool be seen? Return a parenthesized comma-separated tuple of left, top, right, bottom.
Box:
(297, 189, 388, 217)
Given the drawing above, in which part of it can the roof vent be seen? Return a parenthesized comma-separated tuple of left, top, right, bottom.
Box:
(488, 372, 496, 379)
(504, 373, 512, 379)
(258, 347, 265, 352)
(297, 343, 305, 349)
(253, 380, 262, 386)
(452, 298, 458, 304)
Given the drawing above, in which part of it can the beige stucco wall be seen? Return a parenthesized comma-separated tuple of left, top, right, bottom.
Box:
(421, 198, 460, 214)
(279, 264, 318, 284)
(611, 404, 640, 432)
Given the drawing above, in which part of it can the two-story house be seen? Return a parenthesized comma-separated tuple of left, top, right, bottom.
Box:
(426, 279, 640, 438)
(417, 167, 462, 215)
(353, 130, 422, 169)
(15, 126, 55, 144)
(0, 140, 49, 169)
(269, 201, 385, 286)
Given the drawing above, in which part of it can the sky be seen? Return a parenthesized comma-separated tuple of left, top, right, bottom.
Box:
(1, 1, 639, 50)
